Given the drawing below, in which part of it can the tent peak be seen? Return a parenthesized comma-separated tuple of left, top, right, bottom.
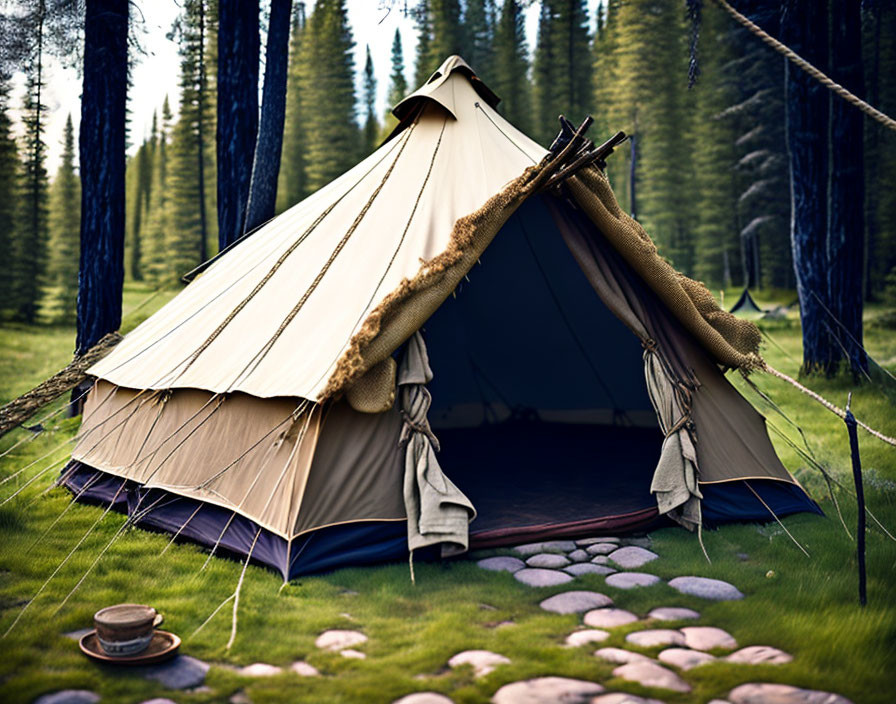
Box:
(392, 55, 500, 121)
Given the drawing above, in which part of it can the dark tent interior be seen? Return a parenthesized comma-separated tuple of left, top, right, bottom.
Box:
(423, 195, 666, 542)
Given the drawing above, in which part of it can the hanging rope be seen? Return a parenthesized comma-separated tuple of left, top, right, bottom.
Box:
(713, 0, 896, 132)
(763, 364, 896, 447)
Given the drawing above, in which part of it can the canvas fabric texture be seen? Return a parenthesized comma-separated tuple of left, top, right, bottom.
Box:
(399, 332, 475, 555)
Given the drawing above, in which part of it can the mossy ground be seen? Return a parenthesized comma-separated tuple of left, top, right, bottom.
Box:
(0, 285, 894, 704)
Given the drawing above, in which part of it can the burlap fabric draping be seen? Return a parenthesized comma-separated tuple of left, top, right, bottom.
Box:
(566, 166, 764, 372)
(399, 332, 475, 556)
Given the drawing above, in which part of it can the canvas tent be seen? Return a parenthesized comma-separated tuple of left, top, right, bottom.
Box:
(62, 56, 820, 579)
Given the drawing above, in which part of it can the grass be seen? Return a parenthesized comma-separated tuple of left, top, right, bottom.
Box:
(0, 283, 894, 704)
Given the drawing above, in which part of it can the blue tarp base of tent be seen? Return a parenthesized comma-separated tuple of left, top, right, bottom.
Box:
(61, 460, 822, 579)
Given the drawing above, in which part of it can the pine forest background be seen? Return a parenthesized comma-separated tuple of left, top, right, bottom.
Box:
(2, 0, 896, 327)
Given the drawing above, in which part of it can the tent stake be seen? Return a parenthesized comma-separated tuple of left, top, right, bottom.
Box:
(844, 393, 866, 607)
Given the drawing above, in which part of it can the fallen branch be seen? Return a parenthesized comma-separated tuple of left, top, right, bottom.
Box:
(0, 332, 122, 437)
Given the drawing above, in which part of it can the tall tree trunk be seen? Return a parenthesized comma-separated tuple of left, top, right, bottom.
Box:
(244, 0, 292, 233)
(197, 0, 209, 264)
(828, 0, 867, 375)
(217, 0, 259, 248)
(76, 0, 128, 354)
(781, 0, 832, 374)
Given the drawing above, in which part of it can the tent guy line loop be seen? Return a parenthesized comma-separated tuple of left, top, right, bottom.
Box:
(713, 0, 896, 132)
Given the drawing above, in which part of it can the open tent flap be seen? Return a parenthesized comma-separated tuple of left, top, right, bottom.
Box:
(399, 331, 475, 557)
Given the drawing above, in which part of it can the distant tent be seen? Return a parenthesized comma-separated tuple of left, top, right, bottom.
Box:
(62, 57, 820, 579)
(730, 288, 765, 315)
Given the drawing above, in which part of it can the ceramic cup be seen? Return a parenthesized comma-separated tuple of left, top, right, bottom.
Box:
(94, 603, 163, 657)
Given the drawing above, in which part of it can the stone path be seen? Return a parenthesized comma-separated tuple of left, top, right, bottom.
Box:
(51, 529, 850, 704)
(462, 532, 853, 704)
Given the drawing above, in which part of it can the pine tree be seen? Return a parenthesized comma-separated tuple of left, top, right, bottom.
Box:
(727, 1, 790, 291)
(362, 44, 379, 156)
(143, 97, 173, 284)
(867, 1, 896, 299)
(277, 1, 308, 211)
(690, 2, 740, 289)
(0, 77, 19, 319)
(492, 0, 531, 134)
(125, 131, 153, 281)
(45, 113, 80, 323)
(167, 0, 216, 277)
(413, 1, 432, 87)
(387, 27, 408, 108)
(603, 0, 693, 271)
(14, 45, 50, 323)
(464, 0, 496, 79)
(533, 0, 592, 146)
(299, 0, 358, 193)
(414, 0, 463, 84)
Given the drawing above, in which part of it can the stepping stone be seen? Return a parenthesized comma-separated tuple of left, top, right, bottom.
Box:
(625, 629, 686, 648)
(606, 572, 660, 589)
(140, 700, 177, 704)
(681, 626, 737, 651)
(668, 576, 743, 601)
(142, 656, 210, 689)
(513, 541, 576, 556)
(612, 662, 691, 692)
(513, 543, 546, 556)
(647, 607, 700, 621)
(592, 694, 666, 704)
(591, 555, 612, 565)
(393, 694, 455, 704)
(527, 553, 571, 569)
(477, 556, 525, 573)
(491, 676, 603, 704)
(540, 590, 613, 614)
(624, 537, 652, 548)
(290, 661, 320, 676)
(709, 701, 733, 704)
(315, 629, 368, 651)
(609, 546, 659, 569)
(34, 692, 100, 704)
(513, 568, 574, 587)
(577, 537, 621, 546)
(229, 693, 251, 704)
(584, 608, 639, 628)
(448, 649, 510, 678)
(594, 647, 653, 665)
(238, 663, 282, 677)
(587, 543, 618, 556)
(564, 629, 610, 647)
(728, 683, 853, 704)
(568, 549, 590, 562)
(62, 628, 93, 641)
(565, 563, 616, 577)
(658, 647, 716, 670)
(725, 646, 793, 665)
(340, 649, 366, 659)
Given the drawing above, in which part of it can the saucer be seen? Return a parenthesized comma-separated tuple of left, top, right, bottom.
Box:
(79, 629, 180, 665)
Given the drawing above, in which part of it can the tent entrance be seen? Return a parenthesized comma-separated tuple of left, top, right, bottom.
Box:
(422, 195, 664, 543)
(436, 420, 663, 545)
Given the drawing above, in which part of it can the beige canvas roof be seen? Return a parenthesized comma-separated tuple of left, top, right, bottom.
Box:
(89, 57, 545, 400)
